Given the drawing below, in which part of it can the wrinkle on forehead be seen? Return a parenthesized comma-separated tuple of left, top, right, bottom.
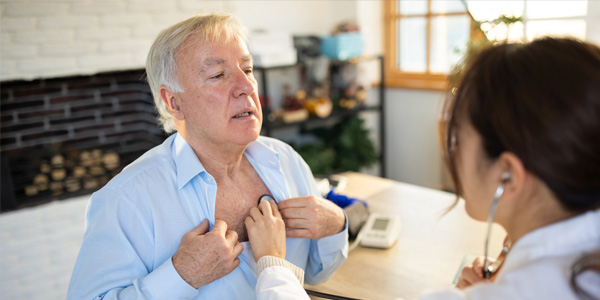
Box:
(176, 34, 252, 71)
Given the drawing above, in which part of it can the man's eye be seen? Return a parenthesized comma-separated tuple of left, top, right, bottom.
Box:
(211, 73, 224, 79)
(244, 69, 253, 75)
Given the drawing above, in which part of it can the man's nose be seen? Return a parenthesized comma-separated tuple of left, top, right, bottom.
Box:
(232, 69, 255, 97)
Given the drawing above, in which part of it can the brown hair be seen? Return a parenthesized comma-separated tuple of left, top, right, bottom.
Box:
(443, 37, 600, 298)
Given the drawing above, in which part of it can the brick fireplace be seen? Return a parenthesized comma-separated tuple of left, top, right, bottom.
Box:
(0, 69, 167, 212)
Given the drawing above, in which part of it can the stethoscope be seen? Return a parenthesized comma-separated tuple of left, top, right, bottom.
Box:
(483, 173, 512, 279)
(257, 194, 274, 205)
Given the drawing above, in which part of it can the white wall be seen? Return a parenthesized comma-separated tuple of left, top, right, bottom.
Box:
(4, 0, 600, 189)
(384, 89, 447, 189)
(381, 0, 600, 189)
(0, 0, 359, 82)
(586, 0, 600, 44)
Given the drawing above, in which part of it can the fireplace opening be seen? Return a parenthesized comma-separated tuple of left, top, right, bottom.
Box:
(1, 69, 168, 212)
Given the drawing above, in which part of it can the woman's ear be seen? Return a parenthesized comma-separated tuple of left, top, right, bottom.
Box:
(160, 86, 184, 120)
(497, 152, 527, 201)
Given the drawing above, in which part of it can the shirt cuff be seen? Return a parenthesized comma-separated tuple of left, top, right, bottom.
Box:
(254, 256, 305, 285)
(317, 211, 349, 256)
(140, 257, 199, 299)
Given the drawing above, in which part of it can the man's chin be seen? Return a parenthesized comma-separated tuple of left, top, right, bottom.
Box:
(233, 128, 261, 145)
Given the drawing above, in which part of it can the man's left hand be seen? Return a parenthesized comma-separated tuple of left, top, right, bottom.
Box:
(278, 196, 345, 239)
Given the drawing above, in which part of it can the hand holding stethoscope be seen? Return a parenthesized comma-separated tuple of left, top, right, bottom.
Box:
(457, 173, 513, 289)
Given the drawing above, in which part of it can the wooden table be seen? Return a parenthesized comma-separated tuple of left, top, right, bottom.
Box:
(305, 172, 506, 300)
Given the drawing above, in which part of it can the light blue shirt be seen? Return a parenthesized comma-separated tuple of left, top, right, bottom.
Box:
(67, 133, 348, 299)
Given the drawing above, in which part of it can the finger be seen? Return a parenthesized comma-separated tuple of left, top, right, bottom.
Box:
(456, 277, 467, 289)
(270, 200, 282, 219)
(212, 220, 228, 235)
(232, 257, 241, 270)
(285, 228, 312, 239)
(461, 267, 481, 285)
(225, 229, 239, 245)
(472, 257, 487, 277)
(456, 277, 471, 290)
(233, 241, 244, 257)
(245, 216, 255, 231)
(279, 207, 306, 219)
(190, 219, 210, 235)
(258, 199, 273, 217)
(283, 217, 308, 229)
(248, 207, 262, 221)
(277, 197, 307, 210)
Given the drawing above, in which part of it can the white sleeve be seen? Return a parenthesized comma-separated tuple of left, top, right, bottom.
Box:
(256, 266, 310, 300)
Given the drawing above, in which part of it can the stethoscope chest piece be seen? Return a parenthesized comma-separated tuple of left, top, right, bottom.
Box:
(257, 194, 274, 205)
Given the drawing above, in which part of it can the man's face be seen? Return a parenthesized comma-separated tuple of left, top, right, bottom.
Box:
(174, 33, 262, 147)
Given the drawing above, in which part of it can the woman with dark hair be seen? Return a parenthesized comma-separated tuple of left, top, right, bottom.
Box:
(246, 37, 600, 299)
(433, 36, 600, 299)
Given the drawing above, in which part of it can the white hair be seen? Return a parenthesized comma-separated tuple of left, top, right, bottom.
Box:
(145, 14, 248, 133)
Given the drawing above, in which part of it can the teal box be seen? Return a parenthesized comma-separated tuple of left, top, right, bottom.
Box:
(320, 33, 363, 60)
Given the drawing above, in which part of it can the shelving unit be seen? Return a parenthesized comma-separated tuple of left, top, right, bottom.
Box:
(255, 55, 386, 178)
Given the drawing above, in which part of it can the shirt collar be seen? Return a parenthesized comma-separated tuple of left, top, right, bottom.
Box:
(244, 137, 281, 171)
(173, 134, 282, 190)
(173, 133, 206, 190)
(501, 210, 600, 274)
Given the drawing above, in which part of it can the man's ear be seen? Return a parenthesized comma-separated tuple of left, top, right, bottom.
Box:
(160, 86, 184, 120)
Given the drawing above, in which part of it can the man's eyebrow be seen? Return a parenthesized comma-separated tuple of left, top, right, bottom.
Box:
(242, 55, 252, 63)
(200, 58, 225, 73)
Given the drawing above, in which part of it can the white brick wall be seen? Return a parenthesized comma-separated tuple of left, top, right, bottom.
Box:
(0, 0, 368, 82)
(0, 195, 89, 300)
(0, 0, 234, 81)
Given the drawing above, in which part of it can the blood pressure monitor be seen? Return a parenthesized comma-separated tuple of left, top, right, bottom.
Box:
(360, 213, 402, 249)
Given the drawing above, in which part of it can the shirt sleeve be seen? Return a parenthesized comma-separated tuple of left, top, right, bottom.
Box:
(256, 266, 311, 300)
(253, 256, 305, 285)
(304, 213, 349, 284)
(66, 188, 198, 300)
(290, 147, 350, 285)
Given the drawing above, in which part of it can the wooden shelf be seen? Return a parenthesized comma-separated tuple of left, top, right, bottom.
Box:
(257, 55, 386, 177)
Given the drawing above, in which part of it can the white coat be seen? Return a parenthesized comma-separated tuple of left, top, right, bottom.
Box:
(256, 210, 600, 300)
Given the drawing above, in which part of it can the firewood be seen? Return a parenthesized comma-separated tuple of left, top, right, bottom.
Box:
(102, 152, 119, 170)
(24, 185, 38, 196)
(51, 154, 65, 167)
(51, 168, 67, 181)
(65, 177, 81, 192)
(73, 166, 86, 178)
(33, 174, 49, 191)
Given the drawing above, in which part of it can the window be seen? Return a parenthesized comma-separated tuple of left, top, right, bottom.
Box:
(466, 0, 587, 42)
(384, 0, 473, 90)
(384, 0, 589, 90)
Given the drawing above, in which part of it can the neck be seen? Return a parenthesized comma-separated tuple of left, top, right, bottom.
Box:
(178, 129, 248, 180)
(501, 186, 576, 243)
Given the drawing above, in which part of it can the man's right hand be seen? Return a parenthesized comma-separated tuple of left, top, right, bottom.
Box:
(172, 219, 244, 289)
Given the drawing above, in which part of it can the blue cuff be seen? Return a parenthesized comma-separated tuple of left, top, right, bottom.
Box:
(140, 257, 199, 299)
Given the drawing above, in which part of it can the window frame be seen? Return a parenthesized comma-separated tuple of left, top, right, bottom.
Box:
(384, 0, 475, 90)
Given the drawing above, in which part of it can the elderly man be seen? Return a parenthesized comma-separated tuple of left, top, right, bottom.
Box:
(67, 14, 348, 299)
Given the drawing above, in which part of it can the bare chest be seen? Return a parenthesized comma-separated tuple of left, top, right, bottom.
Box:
(214, 175, 271, 242)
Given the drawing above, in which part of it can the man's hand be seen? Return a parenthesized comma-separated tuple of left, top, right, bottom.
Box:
(172, 219, 244, 289)
(245, 200, 286, 262)
(456, 256, 492, 289)
(278, 196, 345, 239)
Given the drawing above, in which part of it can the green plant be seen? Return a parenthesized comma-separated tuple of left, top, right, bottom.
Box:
(296, 116, 377, 174)
(296, 141, 336, 175)
(450, 14, 523, 89)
